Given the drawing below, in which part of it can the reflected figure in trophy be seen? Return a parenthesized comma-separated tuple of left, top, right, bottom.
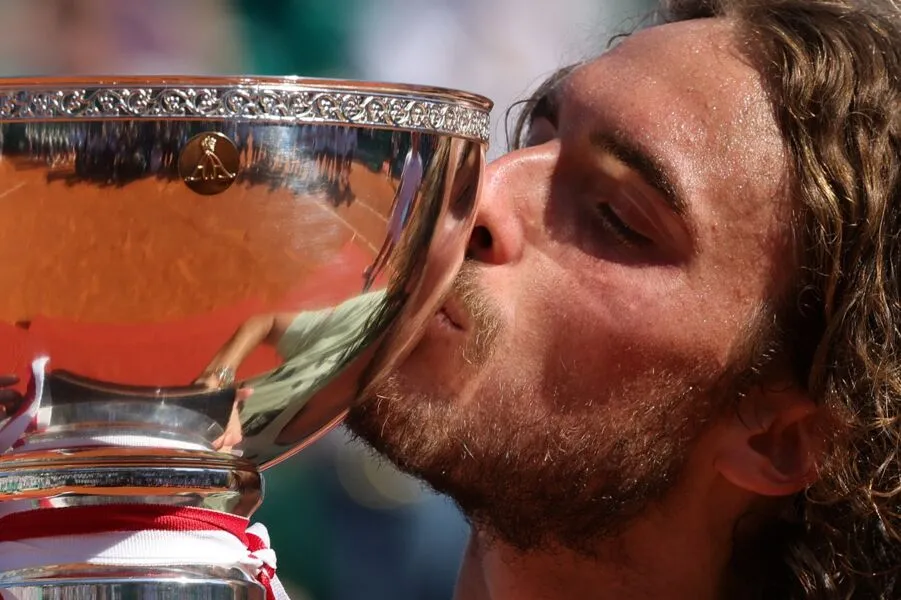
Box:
(363, 132, 423, 291)
(0, 375, 24, 419)
(197, 141, 468, 458)
(196, 136, 473, 460)
(196, 291, 387, 458)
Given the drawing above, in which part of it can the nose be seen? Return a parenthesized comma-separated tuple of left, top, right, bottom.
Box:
(466, 146, 553, 265)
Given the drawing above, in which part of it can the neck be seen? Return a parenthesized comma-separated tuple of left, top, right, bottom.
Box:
(453, 479, 754, 600)
(453, 535, 718, 600)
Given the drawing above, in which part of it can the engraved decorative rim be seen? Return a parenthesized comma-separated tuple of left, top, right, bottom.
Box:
(0, 76, 493, 144)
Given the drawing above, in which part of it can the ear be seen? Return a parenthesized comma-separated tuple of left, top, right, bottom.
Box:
(713, 384, 824, 497)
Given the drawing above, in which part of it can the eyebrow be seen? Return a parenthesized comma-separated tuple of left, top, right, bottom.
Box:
(587, 129, 688, 219)
(533, 85, 689, 219)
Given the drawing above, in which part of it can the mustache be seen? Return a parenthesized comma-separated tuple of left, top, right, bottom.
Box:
(452, 261, 502, 365)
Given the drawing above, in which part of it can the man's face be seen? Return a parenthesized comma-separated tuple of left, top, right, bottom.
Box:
(348, 18, 792, 550)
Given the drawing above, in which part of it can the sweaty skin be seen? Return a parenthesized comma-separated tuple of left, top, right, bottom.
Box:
(348, 19, 820, 600)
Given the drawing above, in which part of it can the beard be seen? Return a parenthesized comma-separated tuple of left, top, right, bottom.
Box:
(346, 263, 775, 555)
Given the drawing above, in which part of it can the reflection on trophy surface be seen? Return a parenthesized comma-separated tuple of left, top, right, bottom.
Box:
(0, 78, 490, 599)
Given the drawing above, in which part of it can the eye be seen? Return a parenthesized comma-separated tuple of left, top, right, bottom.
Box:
(595, 203, 652, 247)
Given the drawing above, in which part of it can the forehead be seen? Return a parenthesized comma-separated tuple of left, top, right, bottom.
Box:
(559, 19, 786, 225)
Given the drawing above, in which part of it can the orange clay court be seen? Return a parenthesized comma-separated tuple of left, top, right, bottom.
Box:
(0, 156, 394, 386)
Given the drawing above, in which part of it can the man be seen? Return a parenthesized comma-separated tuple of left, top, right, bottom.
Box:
(343, 1, 901, 599)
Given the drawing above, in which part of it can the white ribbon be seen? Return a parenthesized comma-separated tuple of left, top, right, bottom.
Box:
(0, 523, 291, 599)
(0, 357, 47, 453)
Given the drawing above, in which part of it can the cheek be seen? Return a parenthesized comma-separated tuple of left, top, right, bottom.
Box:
(514, 266, 742, 409)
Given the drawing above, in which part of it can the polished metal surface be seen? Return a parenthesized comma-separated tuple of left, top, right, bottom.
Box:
(0, 565, 266, 599)
(0, 76, 489, 468)
(0, 77, 490, 142)
(0, 448, 262, 515)
(0, 76, 491, 592)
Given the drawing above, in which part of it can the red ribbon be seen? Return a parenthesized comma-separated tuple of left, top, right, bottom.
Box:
(0, 504, 277, 598)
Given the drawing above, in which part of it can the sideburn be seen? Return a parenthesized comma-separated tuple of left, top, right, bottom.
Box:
(454, 261, 503, 366)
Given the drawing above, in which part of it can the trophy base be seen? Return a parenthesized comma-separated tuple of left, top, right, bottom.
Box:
(0, 450, 274, 597)
(0, 564, 266, 599)
(0, 447, 262, 516)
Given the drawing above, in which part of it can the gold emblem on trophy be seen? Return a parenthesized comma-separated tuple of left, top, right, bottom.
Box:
(178, 132, 240, 195)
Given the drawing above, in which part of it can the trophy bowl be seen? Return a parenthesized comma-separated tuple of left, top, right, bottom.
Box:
(0, 76, 490, 598)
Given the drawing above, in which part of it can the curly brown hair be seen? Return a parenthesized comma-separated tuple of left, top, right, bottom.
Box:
(509, 1, 901, 598)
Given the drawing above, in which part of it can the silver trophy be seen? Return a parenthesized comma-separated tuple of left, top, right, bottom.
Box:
(0, 76, 490, 599)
